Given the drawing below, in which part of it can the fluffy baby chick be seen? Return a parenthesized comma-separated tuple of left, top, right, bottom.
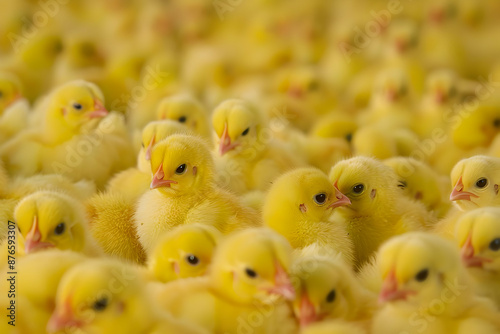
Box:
(454, 207, 500, 306)
(0, 72, 28, 144)
(154, 228, 297, 334)
(14, 190, 102, 256)
(291, 255, 376, 330)
(47, 258, 206, 334)
(263, 168, 354, 266)
(0, 250, 86, 334)
(384, 157, 451, 218)
(212, 98, 303, 194)
(135, 134, 261, 252)
(148, 224, 222, 283)
(329, 157, 436, 268)
(373, 232, 500, 334)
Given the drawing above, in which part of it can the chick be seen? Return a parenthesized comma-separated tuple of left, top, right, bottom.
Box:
(47, 258, 206, 334)
(329, 157, 436, 267)
(153, 228, 297, 334)
(291, 254, 376, 330)
(135, 134, 261, 252)
(148, 224, 222, 283)
(300, 320, 366, 334)
(263, 168, 354, 266)
(14, 190, 102, 256)
(454, 207, 500, 306)
(0, 72, 28, 144)
(373, 232, 500, 334)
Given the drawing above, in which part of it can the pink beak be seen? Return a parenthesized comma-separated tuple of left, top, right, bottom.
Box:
(328, 181, 352, 209)
(150, 163, 178, 189)
(379, 268, 413, 303)
(24, 216, 54, 253)
(288, 86, 304, 99)
(461, 234, 492, 268)
(267, 262, 295, 300)
(145, 139, 155, 161)
(47, 300, 82, 333)
(450, 177, 479, 201)
(218, 123, 239, 156)
(88, 99, 108, 118)
(298, 294, 318, 328)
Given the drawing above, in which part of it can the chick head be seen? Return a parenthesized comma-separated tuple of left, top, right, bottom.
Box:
(64, 35, 105, 68)
(0, 72, 23, 114)
(150, 134, 214, 196)
(386, 19, 419, 54)
(455, 207, 500, 276)
(292, 256, 358, 328)
(310, 113, 357, 143)
(450, 155, 500, 210)
(15, 191, 88, 254)
(48, 80, 108, 130)
(47, 259, 147, 334)
(329, 157, 399, 215)
(148, 224, 222, 283)
(372, 69, 410, 105)
(156, 94, 208, 135)
(424, 69, 458, 105)
(210, 228, 295, 305)
(377, 232, 466, 309)
(212, 99, 264, 157)
(452, 103, 500, 150)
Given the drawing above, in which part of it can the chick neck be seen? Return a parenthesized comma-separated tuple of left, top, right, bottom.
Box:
(42, 111, 79, 144)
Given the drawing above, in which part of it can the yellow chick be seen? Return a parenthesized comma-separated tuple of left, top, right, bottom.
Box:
(300, 320, 366, 334)
(454, 207, 500, 306)
(329, 157, 435, 267)
(212, 98, 303, 194)
(0, 250, 86, 334)
(373, 232, 500, 334)
(47, 258, 206, 334)
(153, 228, 297, 334)
(291, 254, 376, 330)
(14, 190, 102, 256)
(135, 134, 261, 252)
(0, 72, 28, 144)
(263, 168, 354, 266)
(148, 223, 222, 283)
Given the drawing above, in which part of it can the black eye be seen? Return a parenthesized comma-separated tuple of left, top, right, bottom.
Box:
(92, 298, 108, 311)
(314, 193, 327, 205)
(415, 269, 429, 282)
(242, 128, 250, 136)
(186, 254, 199, 265)
(309, 81, 319, 91)
(494, 119, 500, 128)
(175, 164, 187, 175)
(141, 143, 145, 148)
(475, 178, 488, 188)
(72, 102, 83, 110)
(398, 181, 407, 189)
(179, 116, 187, 123)
(326, 289, 336, 303)
(345, 133, 352, 142)
(245, 268, 257, 278)
(489, 238, 500, 251)
(0, 91, 3, 98)
(352, 184, 364, 194)
(54, 223, 65, 235)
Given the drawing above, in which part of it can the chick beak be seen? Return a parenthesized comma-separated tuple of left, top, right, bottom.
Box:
(47, 300, 82, 333)
(288, 86, 304, 99)
(24, 216, 54, 253)
(435, 89, 445, 104)
(150, 163, 178, 189)
(450, 177, 479, 201)
(7, 92, 22, 108)
(145, 139, 155, 161)
(379, 268, 411, 303)
(267, 262, 295, 300)
(328, 182, 351, 209)
(218, 123, 238, 155)
(461, 234, 492, 268)
(298, 294, 318, 328)
(88, 99, 108, 118)
(386, 87, 397, 101)
(171, 260, 180, 276)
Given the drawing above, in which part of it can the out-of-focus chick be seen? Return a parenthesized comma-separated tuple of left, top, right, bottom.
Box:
(15, 190, 102, 256)
(135, 134, 261, 252)
(384, 157, 451, 218)
(47, 258, 206, 334)
(310, 113, 357, 144)
(212, 98, 303, 194)
(263, 168, 354, 266)
(0, 72, 29, 144)
(373, 232, 500, 334)
(153, 228, 297, 334)
(291, 255, 376, 330)
(148, 224, 222, 283)
(455, 207, 500, 306)
(330, 157, 435, 268)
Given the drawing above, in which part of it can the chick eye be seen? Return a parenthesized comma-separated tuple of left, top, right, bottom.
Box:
(186, 254, 199, 265)
(179, 116, 187, 123)
(309, 81, 319, 91)
(475, 178, 488, 188)
(54, 223, 65, 235)
(494, 119, 500, 128)
(313, 193, 327, 205)
(0, 91, 3, 98)
(326, 289, 336, 303)
(489, 238, 500, 251)
(242, 128, 250, 136)
(175, 164, 187, 175)
(352, 184, 364, 194)
(72, 102, 83, 110)
(141, 143, 145, 148)
(345, 133, 352, 142)
(397, 181, 407, 189)
(245, 268, 257, 278)
(92, 298, 108, 311)
(415, 268, 429, 282)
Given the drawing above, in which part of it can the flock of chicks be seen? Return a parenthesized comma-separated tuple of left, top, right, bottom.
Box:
(1, 0, 500, 333)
